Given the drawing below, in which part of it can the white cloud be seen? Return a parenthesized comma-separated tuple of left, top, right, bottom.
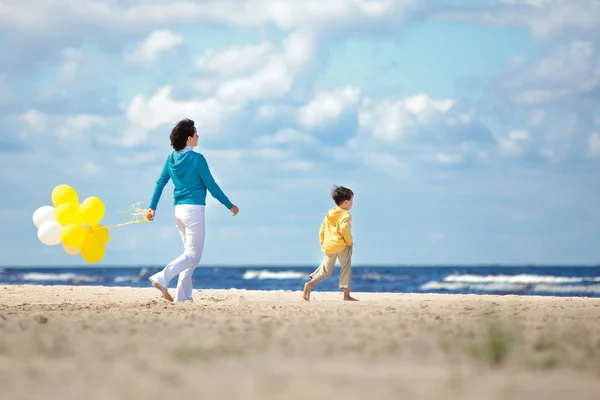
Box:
(0, 74, 8, 106)
(280, 160, 315, 171)
(359, 151, 407, 179)
(588, 132, 600, 158)
(435, 153, 463, 165)
(19, 110, 47, 131)
(358, 93, 455, 142)
(82, 161, 100, 175)
(540, 147, 555, 159)
(19, 110, 104, 140)
(438, 0, 600, 39)
(403, 93, 454, 123)
(254, 128, 315, 146)
(0, 0, 422, 36)
(57, 115, 105, 140)
(298, 86, 361, 129)
(58, 48, 82, 81)
(358, 99, 414, 142)
(215, 31, 316, 106)
(196, 42, 271, 77)
(527, 109, 547, 127)
(122, 86, 234, 147)
(507, 41, 600, 106)
(499, 129, 530, 157)
(125, 30, 183, 66)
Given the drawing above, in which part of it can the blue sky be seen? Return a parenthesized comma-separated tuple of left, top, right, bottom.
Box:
(1, 0, 599, 266)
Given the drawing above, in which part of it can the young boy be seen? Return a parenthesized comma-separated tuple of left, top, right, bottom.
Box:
(303, 186, 358, 302)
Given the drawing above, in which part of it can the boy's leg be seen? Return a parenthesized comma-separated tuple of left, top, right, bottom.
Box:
(303, 254, 336, 301)
(338, 246, 357, 301)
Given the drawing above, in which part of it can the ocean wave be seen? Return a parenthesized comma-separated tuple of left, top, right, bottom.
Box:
(242, 270, 308, 280)
(443, 273, 600, 284)
(21, 272, 97, 283)
(114, 276, 141, 283)
(361, 273, 415, 282)
(533, 284, 600, 294)
(421, 281, 529, 292)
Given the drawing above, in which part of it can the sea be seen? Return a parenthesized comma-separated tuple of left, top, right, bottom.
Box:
(1, 265, 600, 297)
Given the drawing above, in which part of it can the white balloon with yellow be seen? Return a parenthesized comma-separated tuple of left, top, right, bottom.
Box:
(32, 184, 109, 264)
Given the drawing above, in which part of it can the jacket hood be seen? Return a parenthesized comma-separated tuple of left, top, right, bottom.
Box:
(326, 207, 348, 225)
(168, 150, 195, 178)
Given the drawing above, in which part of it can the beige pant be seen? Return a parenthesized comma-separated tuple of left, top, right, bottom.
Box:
(309, 246, 353, 289)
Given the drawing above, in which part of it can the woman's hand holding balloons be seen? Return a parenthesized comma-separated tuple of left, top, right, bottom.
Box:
(146, 209, 156, 221)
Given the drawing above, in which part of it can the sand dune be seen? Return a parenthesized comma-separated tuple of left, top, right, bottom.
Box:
(1, 285, 600, 399)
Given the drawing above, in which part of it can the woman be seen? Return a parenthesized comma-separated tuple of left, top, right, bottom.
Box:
(146, 118, 239, 302)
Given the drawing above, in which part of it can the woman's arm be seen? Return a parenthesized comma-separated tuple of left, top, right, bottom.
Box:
(194, 153, 234, 210)
(149, 159, 170, 211)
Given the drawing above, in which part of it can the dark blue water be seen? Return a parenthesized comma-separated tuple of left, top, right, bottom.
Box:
(1, 265, 600, 297)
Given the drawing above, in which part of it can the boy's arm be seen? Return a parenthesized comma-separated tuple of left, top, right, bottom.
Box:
(149, 159, 170, 210)
(339, 214, 353, 247)
(195, 153, 234, 210)
(319, 218, 326, 245)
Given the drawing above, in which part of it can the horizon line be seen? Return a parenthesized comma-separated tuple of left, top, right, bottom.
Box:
(1, 264, 599, 268)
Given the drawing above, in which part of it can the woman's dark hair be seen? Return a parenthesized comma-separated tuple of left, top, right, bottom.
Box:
(331, 185, 354, 206)
(170, 118, 196, 151)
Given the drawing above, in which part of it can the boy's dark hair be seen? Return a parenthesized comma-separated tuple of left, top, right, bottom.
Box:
(170, 118, 196, 151)
(331, 185, 354, 206)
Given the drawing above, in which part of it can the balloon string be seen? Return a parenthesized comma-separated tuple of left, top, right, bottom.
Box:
(98, 201, 150, 230)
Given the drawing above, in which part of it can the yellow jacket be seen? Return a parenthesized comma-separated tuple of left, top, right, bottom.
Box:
(319, 207, 353, 254)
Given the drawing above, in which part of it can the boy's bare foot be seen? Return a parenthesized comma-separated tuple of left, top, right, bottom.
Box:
(344, 296, 359, 301)
(151, 280, 173, 302)
(303, 282, 313, 301)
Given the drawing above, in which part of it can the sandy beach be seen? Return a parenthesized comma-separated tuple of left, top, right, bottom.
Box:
(1, 285, 600, 400)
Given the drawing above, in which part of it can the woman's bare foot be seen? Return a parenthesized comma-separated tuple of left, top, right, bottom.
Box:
(150, 280, 173, 302)
(303, 282, 313, 301)
(344, 296, 359, 301)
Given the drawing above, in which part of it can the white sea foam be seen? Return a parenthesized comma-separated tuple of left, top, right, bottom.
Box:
(533, 284, 600, 294)
(114, 276, 141, 283)
(362, 273, 414, 282)
(444, 273, 600, 284)
(243, 270, 308, 280)
(421, 281, 530, 292)
(21, 272, 97, 282)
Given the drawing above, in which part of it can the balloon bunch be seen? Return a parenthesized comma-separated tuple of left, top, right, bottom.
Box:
(33, 184, 110, 263)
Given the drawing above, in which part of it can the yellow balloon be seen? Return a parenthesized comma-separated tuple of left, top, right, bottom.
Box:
(80, 233, 104, 264)
(63, 243, 81, 256)
(52, 184, 79, 207)
(89, 225, 110, 246)
(61, 223, 86, 248)
(80, 196, 105, 227)
(55, 202, 82, 226)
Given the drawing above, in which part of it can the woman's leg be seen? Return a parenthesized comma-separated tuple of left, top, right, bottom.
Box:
(174, 205, 206, 302)
(149, 205, 204, 301)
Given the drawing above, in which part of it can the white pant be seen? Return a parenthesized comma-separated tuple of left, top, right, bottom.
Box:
(149, 205, 206, 302)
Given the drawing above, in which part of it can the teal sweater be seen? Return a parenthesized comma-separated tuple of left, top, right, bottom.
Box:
(149, 149, 233, 210)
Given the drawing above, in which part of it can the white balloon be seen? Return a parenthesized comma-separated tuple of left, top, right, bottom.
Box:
(63, 243, 81, 256)
(37, 221, 63, 246)
(33, 206, 57, 228)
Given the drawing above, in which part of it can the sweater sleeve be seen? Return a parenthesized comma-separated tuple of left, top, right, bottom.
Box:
(338, 214, 353, 247)
(319, 217, 326, 245)
(149, 159, 170, 210)
(195, 153, 234, 210)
